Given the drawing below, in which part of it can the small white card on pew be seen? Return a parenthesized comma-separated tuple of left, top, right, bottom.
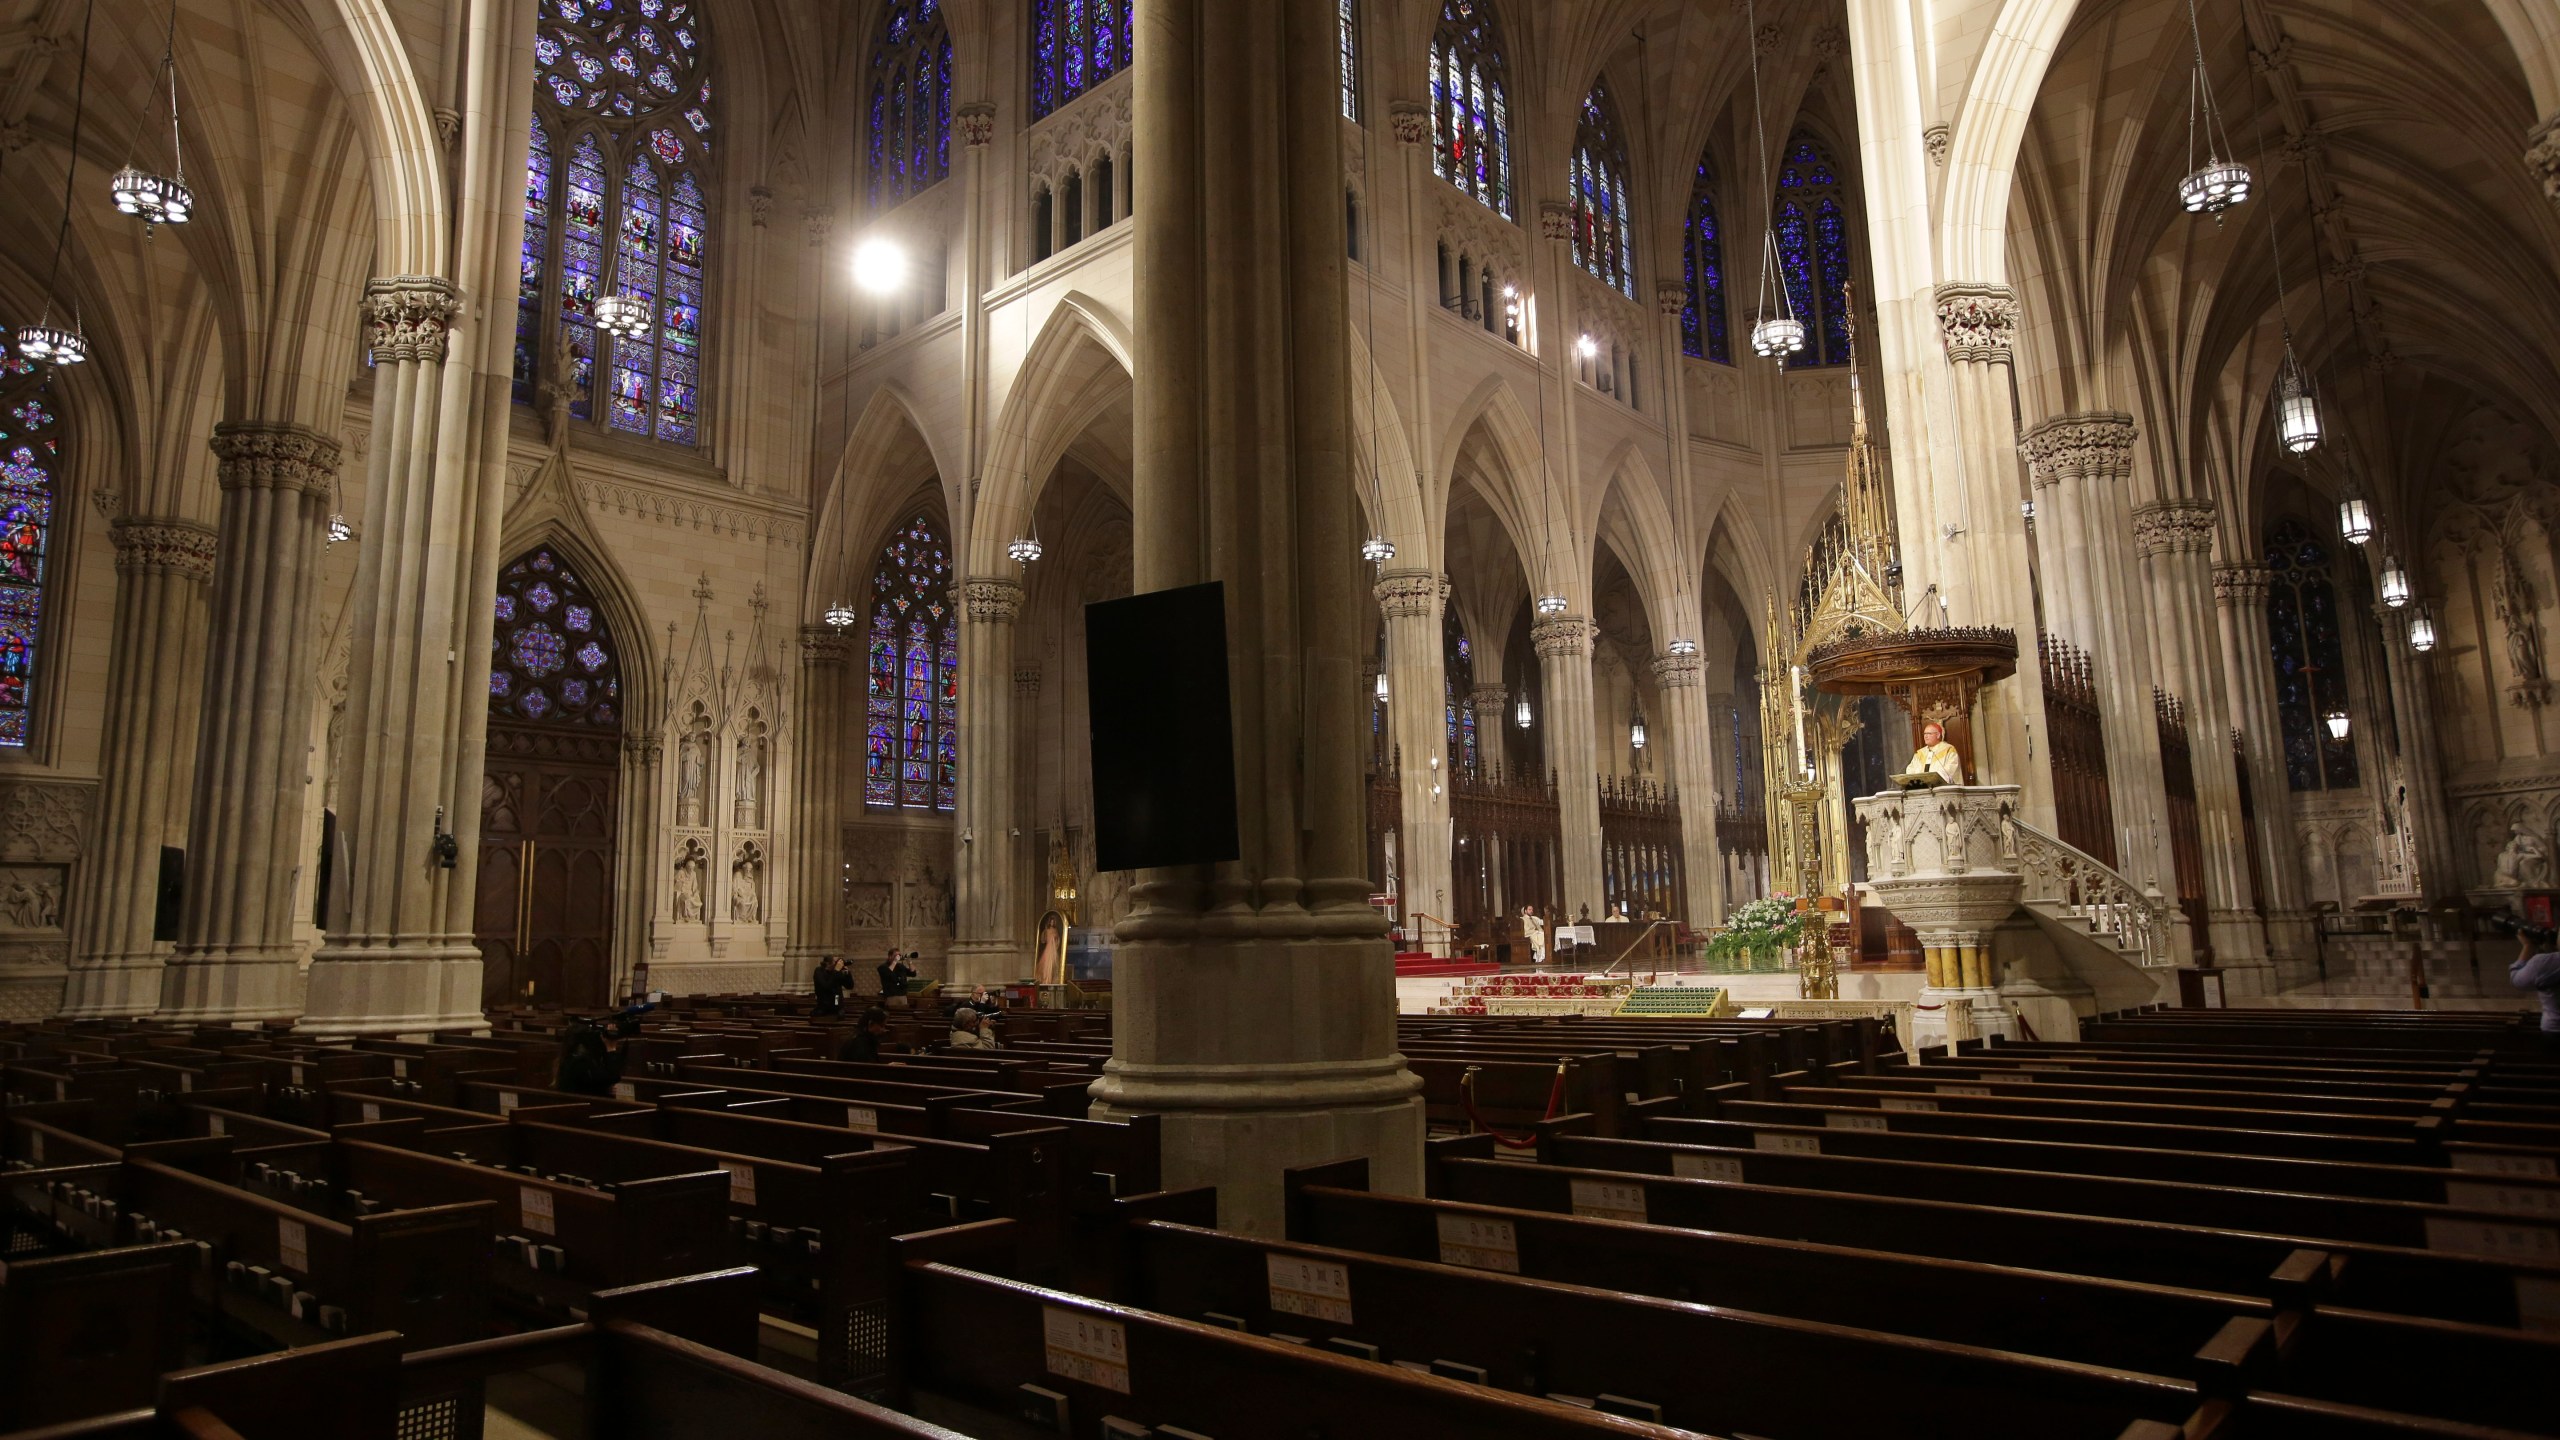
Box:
(207, 1114, 226, 1137)
(1435, 1212, 1520, 1273)
(1570, 1177, 1650, 1223)
(721, 1162, 758, 1206)
(1266, 1253, 1354, 1324)
(360, 1102, 382, 1124)
(1674, 1152, 1748, 1182)
(392, 1059, 409, 1078)
(612, 1082, 637, 1101)
(845, 1105, 878, 1130)
(1825, 1111, 1887, 1131)
(2452, 1151, 2559, 1179)
(2424, 1216, 2559, 1261)
(277, 1218, 308, 1275)
(1753, 1132, 1820, 1155)
(1878, 1096, 1939, 1112)
(1934, 1084, 1993, 1096)
(520, 1185, 557, 1236)
(178, 1071, 193, 1092)
(2446, 1181, 2560, 1218)
(1043, 1307, 1131, 1393)
(497, 1091, 520, 1115)
(25, 1130, 39, 1163)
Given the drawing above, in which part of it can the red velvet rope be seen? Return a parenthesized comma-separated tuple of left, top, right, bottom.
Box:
(1460, 1062, 1567, 1150)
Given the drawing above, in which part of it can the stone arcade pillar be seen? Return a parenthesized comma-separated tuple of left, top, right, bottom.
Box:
(157, 425, 339, 1022)
(1533, 614, 1604, 919)
(2372, 606, 2463, 905)
(2215, 562, 2317, 963)
(1653, 651, 1724, 928)
(60, 519, 217, 1017)
(2134, 499, 2271, 979)
(1088, 0, 1423, 1233)
(1374, 568, 1452, 947)
(298, 279, 499, 1035)
(782, 625, 851, 989)
(949, 577, 1024, 985)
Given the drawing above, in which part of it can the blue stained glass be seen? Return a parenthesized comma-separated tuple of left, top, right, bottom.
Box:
(1775, 200, 1816, 364)
(1430, 4, 1511, 219)
(0, 366, 53, 746)
(514, 624, 568, 675)
(1094, 0, 1115, 75)
(2264, 519, 2358, 790)
(566, 604, 592, 631)
(865, 513, 959, 810)
(520, 689, 551, 718)
(1815, 197, 1851, 364)
(562, 679, 589, 705)
(911, 48, 930, 184)
(495, 593, 517, 622)
(936, 38, 951, 174)
(1770, 131, 1852, 366)
(867, 78, 885, 208)
(490, 670, 512, 696)
(1684, 154, 1730, 363)
(526, 581, 559, 612)
(1032, 1, 1056, 117)
(514, 119, 552, 403)
(548, 75, 580, 106)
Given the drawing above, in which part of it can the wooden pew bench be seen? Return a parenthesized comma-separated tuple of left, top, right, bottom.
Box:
(0, 1241, 193, 1430)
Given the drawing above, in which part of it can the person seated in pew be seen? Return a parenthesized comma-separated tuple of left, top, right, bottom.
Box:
(2511, 922, 2560, 1052)
(838, 1006, 895, 1063)
(946, 1007, 999, 1050)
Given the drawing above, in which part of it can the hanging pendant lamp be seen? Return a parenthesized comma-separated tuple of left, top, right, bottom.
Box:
(2177, 0, 2251, 218)
(1741, 0, 1803, 361)
(111, 0, 192, 234)
(19, 0, 97, 367)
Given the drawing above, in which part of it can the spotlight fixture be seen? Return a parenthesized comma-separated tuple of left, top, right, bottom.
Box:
(1575, 334, 1598, 360)
(851, 236, 910, 295)
(595, 293, 651, 340)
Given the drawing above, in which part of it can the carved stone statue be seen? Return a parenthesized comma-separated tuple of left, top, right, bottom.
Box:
(676, 730, 708, 826)
(0, 878, 41, 929)
(541, 333, 581, 445)
(2493, 547, 2548, 690)
(730, 846, 762, 923)
(2491, 824, 2552, 889)
(673, 843, 705, 922)
(733, 736, 763, 830)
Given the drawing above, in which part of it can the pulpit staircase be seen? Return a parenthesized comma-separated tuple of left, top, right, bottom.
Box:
(2007, 816, 2173, 1013)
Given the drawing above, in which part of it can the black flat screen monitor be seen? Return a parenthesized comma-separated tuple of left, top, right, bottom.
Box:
(1086, 581, 1241, 871)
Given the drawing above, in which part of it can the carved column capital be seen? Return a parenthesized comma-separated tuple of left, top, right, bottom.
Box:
(956, 102, 997, 149)
(1924, 125, 1951, 166)
(1933, 282, 2018, 363)
(2212, 561, 2273, 605)
(2530, 114, 2560, 208)
(2132, 499, 2218, 558)
(109, 518, 218, 580)
(1651, 654, 1703, 688)
(1371, 568, 1440, 619)
(1531, 615, 1593, 659)
(1013, 664, 1041, 693)
(362, 277, 460, 364)
(2016, 410, 2136, 490)
(1654, 281, 1688, 318)
(962, 576, 1025, 622)
(1467, 681, 1508, 709)
(1387, 100, 1430, 147)
(798, 624, 853, 665)
(209, 422, 340, 497)
(1537, 201, 1575, 243)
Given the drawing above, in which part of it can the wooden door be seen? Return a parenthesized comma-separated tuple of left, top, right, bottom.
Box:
(474, 546, 629, 1009)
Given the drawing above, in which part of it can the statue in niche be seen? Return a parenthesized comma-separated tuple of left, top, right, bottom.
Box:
(673, 842, 706, 922)
(676, 727, 709, 826)
(1, 876, 45, 929)
(2492, 546, 2548, 691)
(730, 845, 763, 923)
(2491, 824, 2552, 889)
(733, 735, 764, 830)
(541, 333, 582, 445)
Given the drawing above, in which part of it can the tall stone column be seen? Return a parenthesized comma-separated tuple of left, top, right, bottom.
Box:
(156, 426, 339, 1022)
(60, 519, 217, 1017)
(2215, 562, 2315, 963)
(2373, 606, 2462, 903)
(298, 279, 496, 1035)
(1374, 568, 1451, 945)
(1923, 288, 2055, 827)
(949, 577, 1024, 985)
(1090, 0, 1422, 1233)
(1652, 652, 1724, 928)
(2136, 500, 2268, 972)
(1534, 614, 1604, 919)
(782, 625, 850, 988)
(1467, 683, 1508, 771)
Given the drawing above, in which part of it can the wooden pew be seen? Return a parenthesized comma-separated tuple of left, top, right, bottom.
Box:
(0, 1242, 193, 1430)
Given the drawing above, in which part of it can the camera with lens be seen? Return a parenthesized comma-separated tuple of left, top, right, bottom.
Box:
(2485, 910, 2558, 947)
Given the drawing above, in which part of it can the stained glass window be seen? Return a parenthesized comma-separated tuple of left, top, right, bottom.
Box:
(0, 352, 58, 747)
(2263, 517, 2358, 791)
(1338, 0, 1360, 122)
(1569, 82, 1634, 298)
(1429, 0, 1512, 219)
(490, 547, 624, 729)
(1682, 152, 1731, 364)
(1772, 131, 1853, 366)
(514, 0, 712, 445)
(864, 514, 958, 810)
(1030, 0, 1133, 123)
(867, 1, 951, 212)
(1443, 611, 1477, 775)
